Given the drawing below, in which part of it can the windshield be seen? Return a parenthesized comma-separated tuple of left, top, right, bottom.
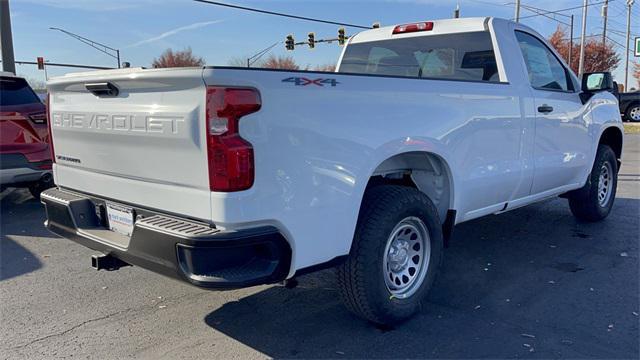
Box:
(0, 77, 42, 106)
(339, 31, 500, 82)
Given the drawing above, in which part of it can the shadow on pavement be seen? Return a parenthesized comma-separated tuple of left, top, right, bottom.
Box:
(0, 235, 42, 281)
(0, 189, 50, 281)
(204, 197, 639, 359)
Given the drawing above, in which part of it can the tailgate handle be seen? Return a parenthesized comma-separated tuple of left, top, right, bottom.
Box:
(86, 82, 119, 97)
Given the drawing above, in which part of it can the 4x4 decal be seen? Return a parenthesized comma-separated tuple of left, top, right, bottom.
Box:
(282, 77, 339, 87)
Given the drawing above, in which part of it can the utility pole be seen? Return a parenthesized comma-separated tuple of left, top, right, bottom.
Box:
(0, 0, 16, 74)
(453, 3, 460, 18)
(514, 0, 521, 22)
(602, 0, 609, 46)
(569, 15, 574, 70)
(624, 0, 634, 90)
(578, 0, 588, 77)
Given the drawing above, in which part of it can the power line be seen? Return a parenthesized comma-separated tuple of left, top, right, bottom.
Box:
(598, 26, 639, 38)
(516, 0, 617, 21)
(608, 17, 640, 29)
(511, 2, 572, 18)
(465, 0, 506, 8)
(193, 0, 371, 29)
(0, 60, 114, 70)
(520, 4, 571, 26)
(606, 35, 635, 54)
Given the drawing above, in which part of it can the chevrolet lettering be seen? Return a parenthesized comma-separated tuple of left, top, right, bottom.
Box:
(51, 112, 185, 134)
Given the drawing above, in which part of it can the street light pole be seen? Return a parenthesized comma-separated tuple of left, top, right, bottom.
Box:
(578, 0, 588, 77)
(49, 27, 121, 68)
(0, 0, 16, 74)
(246, 42, 279, 68)
(624, 0, 634, 91)
(514, 0, 521, 22)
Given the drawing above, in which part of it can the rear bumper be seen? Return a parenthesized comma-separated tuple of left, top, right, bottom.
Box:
(41, 187, 292, 289)
(0, 153, 52, 186)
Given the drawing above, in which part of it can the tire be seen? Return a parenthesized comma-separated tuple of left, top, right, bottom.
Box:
(568, 145, 618, 222)
(626, 103, 640, 122)
(28, 184, 44, 200)
(28, 175, 54, 200)
(337, 185, 443, 326)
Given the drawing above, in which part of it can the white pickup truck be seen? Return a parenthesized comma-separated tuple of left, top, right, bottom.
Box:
(42, 17, 623, 325)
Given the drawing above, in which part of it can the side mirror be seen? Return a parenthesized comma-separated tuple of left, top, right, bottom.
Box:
(581, 72, 614, 93)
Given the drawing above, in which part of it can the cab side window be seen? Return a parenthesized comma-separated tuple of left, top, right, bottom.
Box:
(515, 31, 571, 92)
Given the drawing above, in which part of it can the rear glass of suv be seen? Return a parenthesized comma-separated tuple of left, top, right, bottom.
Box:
(339, 31, 500, 82)
(0, 77, 42, 106)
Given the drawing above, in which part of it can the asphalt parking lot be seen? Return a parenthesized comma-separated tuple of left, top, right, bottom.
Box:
(1, 135, 638, 359)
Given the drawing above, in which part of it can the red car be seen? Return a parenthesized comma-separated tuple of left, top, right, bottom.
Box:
(0, 72, 53, 198)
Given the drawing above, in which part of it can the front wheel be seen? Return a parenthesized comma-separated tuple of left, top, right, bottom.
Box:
(568, 145, 618, 222)
(336, 185, 443, 325)
(626, 103, 640, 122)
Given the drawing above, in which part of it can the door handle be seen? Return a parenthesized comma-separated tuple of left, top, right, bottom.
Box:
(537, 104, 553, 114)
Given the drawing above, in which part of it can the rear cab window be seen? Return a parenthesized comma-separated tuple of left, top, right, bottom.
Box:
(0, 77, 42, 106)
(338, 31, 501, 82)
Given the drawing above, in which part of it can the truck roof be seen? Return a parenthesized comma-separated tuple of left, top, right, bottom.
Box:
(350, 17, 492, 44)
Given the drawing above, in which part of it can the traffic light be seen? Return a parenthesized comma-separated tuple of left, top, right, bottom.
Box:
(308, 32, 315, 49)
(37, 57, 45, 70)
(285, 34, 295, 51)
(338, 28, 346, 46)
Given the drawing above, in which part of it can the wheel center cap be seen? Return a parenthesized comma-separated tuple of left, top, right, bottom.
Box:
(389, 240, 410, 272)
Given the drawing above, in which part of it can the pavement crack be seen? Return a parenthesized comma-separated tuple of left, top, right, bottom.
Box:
(11, 308, 130, 350)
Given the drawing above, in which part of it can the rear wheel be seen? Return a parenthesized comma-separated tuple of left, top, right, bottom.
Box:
(337, 185, 443, 325)
(568, 145, 618, 222)
(28, 174, 54, 200)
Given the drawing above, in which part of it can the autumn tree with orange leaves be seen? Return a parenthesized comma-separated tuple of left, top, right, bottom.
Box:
(547, 26, 620, 74)
(152, 48, 205, 68)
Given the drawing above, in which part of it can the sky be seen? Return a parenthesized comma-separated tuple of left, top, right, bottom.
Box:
(6, 0, 640, 89)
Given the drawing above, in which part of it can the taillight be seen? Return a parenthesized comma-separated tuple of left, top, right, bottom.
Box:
(205, 87, 261, 192)
(392, 22, 434, 34)
(29, 112, 46, 124)
(46, 93, 55, 163)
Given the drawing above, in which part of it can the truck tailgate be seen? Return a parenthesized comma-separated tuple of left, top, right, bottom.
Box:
(47, 67, 211, 221)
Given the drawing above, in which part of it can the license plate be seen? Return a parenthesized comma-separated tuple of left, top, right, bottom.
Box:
(106, 203, 135, 237)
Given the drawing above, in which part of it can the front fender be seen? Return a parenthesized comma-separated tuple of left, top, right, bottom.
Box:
(583, 91, 623, 182)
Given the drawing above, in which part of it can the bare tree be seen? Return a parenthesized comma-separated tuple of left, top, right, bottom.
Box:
(313, 63, 337, 72)
(227, 55, 336, 72)
(152, 48, 205, 68)
(260, 55, 300, 70)
(23, 77, 46, 91)
(228, 57, 249, 67)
